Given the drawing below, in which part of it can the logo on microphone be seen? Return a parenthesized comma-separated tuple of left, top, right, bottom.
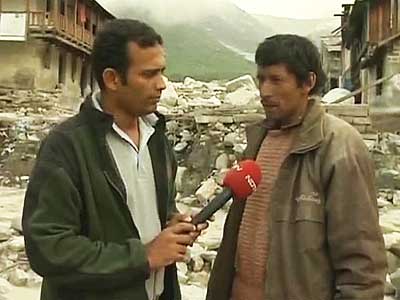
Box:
(245, 175, 257, 191)
(232, 164, 243, 172)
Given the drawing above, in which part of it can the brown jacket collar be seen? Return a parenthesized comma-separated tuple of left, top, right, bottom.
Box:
(245, 99, 325, 159)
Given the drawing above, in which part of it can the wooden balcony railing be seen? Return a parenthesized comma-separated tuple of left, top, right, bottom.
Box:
(25, 11, 94, 48)
(28, 11, 52, 27)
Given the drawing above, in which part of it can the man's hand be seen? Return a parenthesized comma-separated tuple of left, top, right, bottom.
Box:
(146, 222, 195, 270)
(168, 213, 209, 246)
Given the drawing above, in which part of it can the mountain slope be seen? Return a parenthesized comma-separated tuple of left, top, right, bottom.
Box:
(96, 0, 272, 80)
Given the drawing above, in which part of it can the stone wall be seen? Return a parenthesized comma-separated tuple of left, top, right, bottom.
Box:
(324, 104, 376, 138)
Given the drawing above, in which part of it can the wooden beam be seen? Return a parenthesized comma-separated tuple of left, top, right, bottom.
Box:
(54, 0, 59, 28)
(26, 0, 30, 38)
(377, 30, 400, 48)
(332, 73, 396, 104)
(74, 0, 77, 38)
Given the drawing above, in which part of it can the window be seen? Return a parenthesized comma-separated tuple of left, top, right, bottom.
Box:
(58, 52, 66, 84)
(376, 63, 384, 96)
(46, 0, 51, 12)
(60, 0, 65, 15)
(71, 54, 77, 82)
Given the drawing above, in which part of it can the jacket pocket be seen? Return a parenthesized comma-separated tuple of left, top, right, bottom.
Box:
(295, 203, 325, 251)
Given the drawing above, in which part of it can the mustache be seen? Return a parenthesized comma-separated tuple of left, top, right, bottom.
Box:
(260, 97, 279, 106)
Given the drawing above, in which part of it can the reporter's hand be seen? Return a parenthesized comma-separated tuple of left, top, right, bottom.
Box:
(146, 222, 195, 270)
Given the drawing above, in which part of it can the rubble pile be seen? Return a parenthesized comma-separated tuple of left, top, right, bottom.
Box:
(369, 133, 400, 298)
(0, 221, 42, 293)
(0, 113, 68, 187)
(0, 88, 67, 114)
(1, 76, 400, 299)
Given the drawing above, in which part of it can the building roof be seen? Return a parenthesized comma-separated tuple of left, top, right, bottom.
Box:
(321, 35, 342, 52)
(92, 0, 115, 20)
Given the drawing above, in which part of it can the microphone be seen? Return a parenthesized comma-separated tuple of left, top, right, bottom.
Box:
(191, 160, 262, 225)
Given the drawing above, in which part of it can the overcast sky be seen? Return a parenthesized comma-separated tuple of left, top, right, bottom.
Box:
(98, 0, 355, 20)
(231, 0, 354, 19)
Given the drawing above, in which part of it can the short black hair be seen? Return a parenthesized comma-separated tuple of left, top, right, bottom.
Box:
(255, 34, 327, 95)
(92, 19, 163, 90)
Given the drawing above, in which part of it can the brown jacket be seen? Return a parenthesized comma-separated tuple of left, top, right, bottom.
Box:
(206, 100, 387, 300)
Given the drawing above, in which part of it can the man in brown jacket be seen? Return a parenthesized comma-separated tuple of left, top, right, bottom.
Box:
(206, 34, 387, 300)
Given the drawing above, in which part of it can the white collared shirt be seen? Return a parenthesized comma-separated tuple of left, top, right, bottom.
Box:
(93, 93, 164, 300)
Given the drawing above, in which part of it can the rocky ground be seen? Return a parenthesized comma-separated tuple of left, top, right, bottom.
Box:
(1, 76, 400, 299)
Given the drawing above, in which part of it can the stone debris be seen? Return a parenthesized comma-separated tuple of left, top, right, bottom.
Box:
(1, 76, 400, 299)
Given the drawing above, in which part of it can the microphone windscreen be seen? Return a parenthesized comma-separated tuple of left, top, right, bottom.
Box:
(223, 160, 262, 199)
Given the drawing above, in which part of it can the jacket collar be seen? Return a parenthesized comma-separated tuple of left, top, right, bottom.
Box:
(245, 98, 325, 159)
(79, 95, 167, 133)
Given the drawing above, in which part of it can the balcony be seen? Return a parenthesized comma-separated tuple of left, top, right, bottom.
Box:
(27, 11, 94, 54)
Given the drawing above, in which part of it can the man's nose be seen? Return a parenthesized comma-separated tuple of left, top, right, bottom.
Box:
(259, 81, 273, 98)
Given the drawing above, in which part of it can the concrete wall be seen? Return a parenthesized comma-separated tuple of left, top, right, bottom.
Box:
(1, 0, 26, 11)
(0, 39, 45, 89)
(1, 0, 46, 11)
(29, 0, 46, 11)
(0, 38, 85, 107)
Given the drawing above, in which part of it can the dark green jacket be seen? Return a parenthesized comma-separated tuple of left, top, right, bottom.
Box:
(207, 100, 387, 300)
(22, 98, 180, 300)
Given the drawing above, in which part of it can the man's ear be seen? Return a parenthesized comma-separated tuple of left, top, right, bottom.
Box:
(304, 72, 317, 94)
(103, 68, 122, 91)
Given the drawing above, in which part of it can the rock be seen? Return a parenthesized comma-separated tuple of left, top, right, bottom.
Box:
(391, 268, 400, 291)
(8, 268, 28, 286)
(195, 178, 219, 205)
(224, 88, 259, 107)
(174, 142, 188, 153)
(224, 132, 239, 146)
(379, 197, 394, 208)
(0, 278, 11, 295)
(200, 250, 217, 262)
(177, 262, 188, 275)
(386, 277, 396, 295)
(233, 144, 246, 155)
(180, 169, 204, 197)
(388, 251, 400, 274)
(179, 196, 198, 206)
(7, 236, 25, 252)
(215, 153, 229, 170)
(176, 167, 187, 193)
(166, 120, 179, 133)
(215, 122, 227, 132)
(0, 223, 11, 242)
(225, 75, 257, 93)
(157, 105, 170, 115)
(215, 169, 229, 185)
(178, 271, 189, 284)
(376, 169, 400, 190)
(181, 130, 194, 143)
(197, 230, 222, 250)
(321, 88, 355, 104)
(189, 271, 209, 287)
(394, 191, 400, 206)
(191, 255, 205, 272)
(183, 77, 205, 89)
(380, 210, 400, 234)
(188, 97, 221, 108)
(177, 98, 189, 108)
(160, 77, 179, 107)
(26, 270, 42, 288)
(385, 233, 400, 249)
(180, 284, 206, 300)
